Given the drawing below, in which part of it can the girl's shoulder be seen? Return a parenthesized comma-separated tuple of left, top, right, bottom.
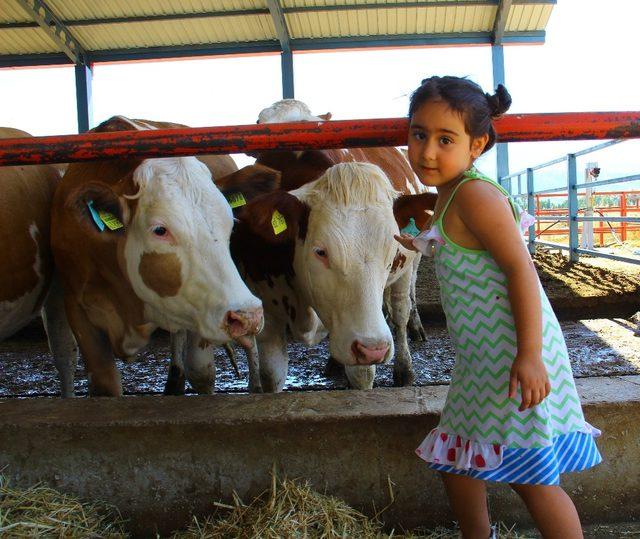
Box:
(455, 172, 509, 209)
(459, 168, 506, 193)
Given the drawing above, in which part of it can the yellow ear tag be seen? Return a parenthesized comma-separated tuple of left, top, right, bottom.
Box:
(226, 192, 247, 209)
(271, 210, 287, 235)
(97, 210, 124, 231)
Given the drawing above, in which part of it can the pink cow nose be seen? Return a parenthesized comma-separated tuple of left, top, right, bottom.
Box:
(351, 340, 390, 365)
(224, 307, 264, 338)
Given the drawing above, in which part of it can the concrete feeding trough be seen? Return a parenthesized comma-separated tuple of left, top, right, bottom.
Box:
(0, 375, 638, 536)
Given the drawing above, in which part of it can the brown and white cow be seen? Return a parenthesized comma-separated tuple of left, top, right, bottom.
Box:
(232, 99, 435, 391)
(0, 127, 78, 397)
(166, 162, 282, 395)
(130, 118, 282, 395)
(51, 116, 263, 396)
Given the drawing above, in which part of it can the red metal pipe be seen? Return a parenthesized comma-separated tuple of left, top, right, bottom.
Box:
(0, 111, 638, 166)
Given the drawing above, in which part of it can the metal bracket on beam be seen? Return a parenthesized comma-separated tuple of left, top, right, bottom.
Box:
(15, 0, 88, 64)
(267, 0, 291, 53)
(492, 0, 513, 45)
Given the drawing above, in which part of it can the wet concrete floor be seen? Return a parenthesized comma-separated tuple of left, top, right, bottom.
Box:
(1, 317, 639, 398)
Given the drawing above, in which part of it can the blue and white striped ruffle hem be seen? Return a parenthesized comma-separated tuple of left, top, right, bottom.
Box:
(427, 430, 602, 485)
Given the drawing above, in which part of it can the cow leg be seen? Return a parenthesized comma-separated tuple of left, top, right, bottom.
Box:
(257, 316, 288, 393)
(41, 274, 78, 397)
(383, 287, 395, 332)
(64, 300, 121, 397)
(165, 330, 187, 395)
(223, 343, 240, 377)
(324, 356, 343, 377)
(241, 336, 263, 393)
(389, 269, 415, 387)
(407, 254, 426, 342)
(183, 331, 216, 395)
(344, 365, 376, 390)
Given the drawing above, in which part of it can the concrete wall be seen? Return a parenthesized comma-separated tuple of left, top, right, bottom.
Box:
(0, 375, 638, 536)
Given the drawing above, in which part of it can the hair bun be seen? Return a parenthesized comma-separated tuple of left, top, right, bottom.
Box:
(485, 84, 512, 117)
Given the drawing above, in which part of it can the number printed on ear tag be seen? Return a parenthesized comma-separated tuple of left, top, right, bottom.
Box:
(227, 192, 247, 209)
(98, 210, 124, 231)
(271, 210, 287, 235)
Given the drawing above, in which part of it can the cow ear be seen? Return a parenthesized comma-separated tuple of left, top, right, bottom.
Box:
(393, 192, 438, 232)
(66, 181, 130, 236)
(318, 112, 332, 121)
(235, 190, 309, 245)
(216, 164, 282, 208)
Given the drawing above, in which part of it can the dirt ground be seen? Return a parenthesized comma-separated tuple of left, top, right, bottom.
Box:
(1, 247, 640, 397)
(416, 247, 640, 315)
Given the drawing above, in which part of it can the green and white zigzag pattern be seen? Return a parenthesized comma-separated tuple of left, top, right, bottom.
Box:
(435, 238, 586, 449)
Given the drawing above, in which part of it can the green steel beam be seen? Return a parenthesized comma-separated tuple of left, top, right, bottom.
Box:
(0, 32, 546, 69)
(493, 0, 513, 44)
(14, 0, 87, 64)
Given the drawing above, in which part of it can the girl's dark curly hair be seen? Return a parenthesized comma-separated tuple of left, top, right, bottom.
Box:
(408, 76, 512, 154)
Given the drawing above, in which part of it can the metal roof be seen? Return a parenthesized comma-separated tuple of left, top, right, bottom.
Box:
(1, 0, 555, 67)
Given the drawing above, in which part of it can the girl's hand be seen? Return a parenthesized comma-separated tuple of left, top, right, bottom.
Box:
(509, 354, 551, 411)
(394, 233, 418, 252)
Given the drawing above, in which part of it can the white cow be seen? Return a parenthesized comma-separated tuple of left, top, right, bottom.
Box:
(224, 158, 435, 391)
(235, 100, 435, 390)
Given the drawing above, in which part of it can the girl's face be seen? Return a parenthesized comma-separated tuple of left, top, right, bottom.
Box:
(407, 99, 488, 189)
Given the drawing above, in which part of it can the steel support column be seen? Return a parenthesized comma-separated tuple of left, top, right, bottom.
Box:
(267, 0, 294, 99)
(567, 153, 579, 262)
(281, 49, 294, 99)
(75, 63, 93, 133)
(492, 44, 509, 188)
(526, 168, 536, 255)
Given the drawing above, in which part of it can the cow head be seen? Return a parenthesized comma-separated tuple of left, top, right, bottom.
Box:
(257, 99, 330, 124)
(292, 162, 402, 366)
(235, 162, 406, 367)
(63, 155, 263, 345)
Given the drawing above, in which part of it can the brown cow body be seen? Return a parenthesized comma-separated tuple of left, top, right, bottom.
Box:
(51, 116, 263, 396)
(0, 127, 78, 396)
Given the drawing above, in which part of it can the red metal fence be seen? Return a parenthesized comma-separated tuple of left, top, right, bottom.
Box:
(0, 111, 639, 166)
(532, 190, 640, 245)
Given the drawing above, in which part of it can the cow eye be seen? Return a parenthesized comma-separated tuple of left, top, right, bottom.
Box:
(152, 226, 168, 237)
(313, 247, 328, 258)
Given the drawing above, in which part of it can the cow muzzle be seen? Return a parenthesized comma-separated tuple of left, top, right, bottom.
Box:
(223, 307, 264, 339)
(351, 340, 390, 365)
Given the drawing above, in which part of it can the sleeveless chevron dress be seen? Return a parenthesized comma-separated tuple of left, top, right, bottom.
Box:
(414, 168, 601, 485)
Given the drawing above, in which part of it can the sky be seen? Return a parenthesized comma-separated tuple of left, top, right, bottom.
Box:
(1, 0, 638, 191)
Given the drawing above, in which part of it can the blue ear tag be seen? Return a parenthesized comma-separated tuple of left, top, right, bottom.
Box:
(401, 217, 420, 237)
(87, 200, 106, 232)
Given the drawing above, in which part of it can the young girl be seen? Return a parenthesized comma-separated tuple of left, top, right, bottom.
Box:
(395, 76, 601, 539)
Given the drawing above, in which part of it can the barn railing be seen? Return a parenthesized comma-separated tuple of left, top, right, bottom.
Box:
(0, 111, 639, 166)
(501, 138, 640, 265)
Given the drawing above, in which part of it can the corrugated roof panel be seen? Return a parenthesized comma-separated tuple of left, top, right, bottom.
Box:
(287, 5, 496, 39)
(281, 0, 486, 6)
(506, 4, 554, 32)
(45, 0, 265, 20)
(0, 28, 61, 55)
(0, 0, 555, 62)
(69, 14, 274, 50)
(2, 1, 34, 23)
